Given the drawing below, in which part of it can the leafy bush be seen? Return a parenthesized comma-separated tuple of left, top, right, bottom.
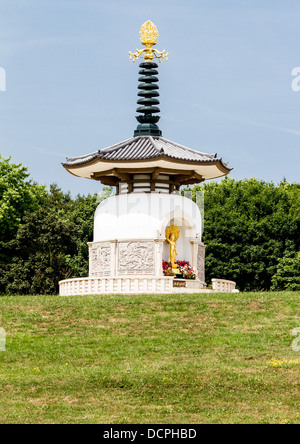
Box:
(188, 178, 300, 291)
(0, 155, 45, 241)
(271, 252, 300, 291)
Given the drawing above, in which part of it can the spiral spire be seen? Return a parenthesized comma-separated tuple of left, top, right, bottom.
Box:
(134, 61, 162, 137)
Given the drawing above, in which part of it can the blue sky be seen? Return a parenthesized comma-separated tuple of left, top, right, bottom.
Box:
(0, 0, 299, 196)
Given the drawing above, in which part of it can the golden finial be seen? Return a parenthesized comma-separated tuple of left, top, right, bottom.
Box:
(129, 20, 169, 63)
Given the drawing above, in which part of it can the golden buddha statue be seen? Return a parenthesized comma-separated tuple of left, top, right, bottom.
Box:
(165, 225, 180, 273)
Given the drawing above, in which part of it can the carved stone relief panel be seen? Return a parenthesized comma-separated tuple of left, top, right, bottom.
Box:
(90, 242, 111, 277)
(118, 241, 155, 276)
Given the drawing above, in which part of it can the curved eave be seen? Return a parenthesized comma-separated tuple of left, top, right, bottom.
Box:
(63, 155, 232, 181)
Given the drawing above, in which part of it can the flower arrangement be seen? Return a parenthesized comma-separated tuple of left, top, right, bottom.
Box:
(162, 260, 173, 276)
(162, 260, 197, 280)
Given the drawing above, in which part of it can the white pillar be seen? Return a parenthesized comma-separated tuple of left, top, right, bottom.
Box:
(154, 238, 164, 277)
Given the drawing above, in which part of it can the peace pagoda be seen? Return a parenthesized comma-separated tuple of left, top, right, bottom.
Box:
(59, 21, 236, 296)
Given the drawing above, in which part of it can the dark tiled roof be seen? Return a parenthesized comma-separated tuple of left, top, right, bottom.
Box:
(63, 136, 230, 169)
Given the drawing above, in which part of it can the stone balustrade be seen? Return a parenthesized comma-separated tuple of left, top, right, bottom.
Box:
(211, 278, 239, 293)
(59, 276, 208, 296)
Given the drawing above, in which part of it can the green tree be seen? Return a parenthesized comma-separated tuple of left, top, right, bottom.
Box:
(0, 155, 46, 293)
(0, 155, 45, 241)
(2, 185, 113, 294)
(4, 185, 78, 294)
(271, 252, 300, 291)
(189, 178, 300, 291)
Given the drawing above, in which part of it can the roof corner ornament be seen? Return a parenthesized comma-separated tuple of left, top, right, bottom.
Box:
(129, 20, 169, 64)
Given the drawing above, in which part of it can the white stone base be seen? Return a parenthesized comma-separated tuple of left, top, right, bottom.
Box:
(59, 276, 209, 296)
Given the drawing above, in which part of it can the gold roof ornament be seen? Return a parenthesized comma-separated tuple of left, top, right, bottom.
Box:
(129, 20, 169, 63)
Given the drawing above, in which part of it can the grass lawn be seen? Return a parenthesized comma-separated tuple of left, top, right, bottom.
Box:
(0, 291, 300, 424)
